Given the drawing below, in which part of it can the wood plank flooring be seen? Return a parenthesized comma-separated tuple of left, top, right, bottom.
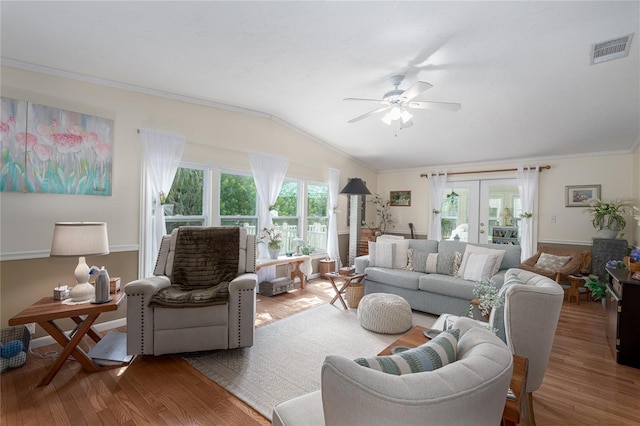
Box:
(2, 278, 639, 425)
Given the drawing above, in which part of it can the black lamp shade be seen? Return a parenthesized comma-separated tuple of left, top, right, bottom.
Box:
(340, 178, 371, 195)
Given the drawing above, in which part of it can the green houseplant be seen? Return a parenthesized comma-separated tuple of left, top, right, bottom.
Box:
(585, 198, 635, 238)
(584, 276, 608, 305)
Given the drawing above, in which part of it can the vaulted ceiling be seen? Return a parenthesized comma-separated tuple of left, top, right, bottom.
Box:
(2, 1, 639, 171)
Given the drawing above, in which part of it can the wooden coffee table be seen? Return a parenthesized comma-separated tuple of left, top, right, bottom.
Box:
(8, 292, 126, 386)
(379, 325, 528, 426)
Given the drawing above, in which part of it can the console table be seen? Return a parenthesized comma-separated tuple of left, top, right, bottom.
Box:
(256, 255, 310, 289)
(605, 267, 640, 368)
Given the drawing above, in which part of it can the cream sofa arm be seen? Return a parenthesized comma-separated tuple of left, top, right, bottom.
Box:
(124, 276, 171, 355)
(124, 275, 171, 298)
(228, 272, 257, 349)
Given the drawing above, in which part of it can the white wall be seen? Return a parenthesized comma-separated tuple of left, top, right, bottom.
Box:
(377, 154, 638, 246)
(0, 66, 375, 258)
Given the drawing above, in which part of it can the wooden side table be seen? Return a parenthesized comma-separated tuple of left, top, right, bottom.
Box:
(327, 272, 366, 309)
(566, 274, 595, 304)
(8, 292, 126, 386)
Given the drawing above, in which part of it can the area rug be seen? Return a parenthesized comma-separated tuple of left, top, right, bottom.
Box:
(182, 304, 437, 420)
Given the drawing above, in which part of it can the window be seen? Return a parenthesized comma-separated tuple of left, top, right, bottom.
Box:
(307, 183, 328, 251)
(272, 180, 300, 254)
(219, 171, 258, 235)
(164, 165, 209, 234)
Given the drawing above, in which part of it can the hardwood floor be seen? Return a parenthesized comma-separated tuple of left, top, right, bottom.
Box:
(2, 279, 639, 425)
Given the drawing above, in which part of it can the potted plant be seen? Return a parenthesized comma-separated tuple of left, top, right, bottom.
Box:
(467, 280, 502, 321)
(368, 194, 395, 234)
(584, 198, 635, 238)
(584, 276, 608, 306)
(260, 227, 284, 259)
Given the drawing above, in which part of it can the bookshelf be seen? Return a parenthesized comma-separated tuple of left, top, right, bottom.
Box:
(492, 226, 519, 244)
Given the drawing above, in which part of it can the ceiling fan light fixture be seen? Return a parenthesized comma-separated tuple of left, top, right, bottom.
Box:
(389, 106, 402, 121)
(381, 112, 393, 125)
(400, 109, 413, 123)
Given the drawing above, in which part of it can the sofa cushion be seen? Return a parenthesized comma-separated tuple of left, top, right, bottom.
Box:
(438, 251, 463, 276)
(426, 253, 438, 273)
(369, 241, 395, 268)
(458, 245, 506, 278)
(407, 249, 429, 273)
(419, 274, 478, 299)
(534, 252, 571, 271)
(365, 267, 422, 291)
(462, 252, 502, 282)
(408, 239, 439, 253)
(393, 239, 411, 269)
(353, 328, 460, 375)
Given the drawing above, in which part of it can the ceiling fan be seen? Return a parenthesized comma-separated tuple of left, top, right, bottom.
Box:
(344, 75, 461, 127)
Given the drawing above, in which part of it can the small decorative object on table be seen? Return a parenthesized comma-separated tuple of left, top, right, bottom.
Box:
(339, 266, 355, 276)
(623, 248, 640, 272)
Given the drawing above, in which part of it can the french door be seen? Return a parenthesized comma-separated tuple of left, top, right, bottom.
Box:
(439, 179, 521, 245)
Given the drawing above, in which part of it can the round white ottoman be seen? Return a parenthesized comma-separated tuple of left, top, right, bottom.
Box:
(357, 293, 412, 334)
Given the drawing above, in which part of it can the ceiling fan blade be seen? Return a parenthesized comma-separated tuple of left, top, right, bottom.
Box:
(343, 97, 384, 103)
(407, 101, 461, 112)
(348, 106, 391, 123)
(399, 81, 433, 102)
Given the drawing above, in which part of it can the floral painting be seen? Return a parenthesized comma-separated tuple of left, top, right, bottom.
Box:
(1, 97, 113, 195)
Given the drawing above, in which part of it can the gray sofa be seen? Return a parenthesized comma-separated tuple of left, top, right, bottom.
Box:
(354, 239, 522, 317)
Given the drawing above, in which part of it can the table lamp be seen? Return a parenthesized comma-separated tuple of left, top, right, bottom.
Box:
(50, 222, 110, 302)
(340, 178, 371, 266)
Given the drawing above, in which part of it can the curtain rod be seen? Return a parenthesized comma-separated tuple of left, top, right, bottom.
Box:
(420, 165, 550, 178)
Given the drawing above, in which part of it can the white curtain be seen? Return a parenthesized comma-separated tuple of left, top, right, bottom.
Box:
(517, 166, 539, 260)
(327, 168, 341, 269)
(249, 152, 289, 282)
(428, 172, 448, 241)
(141, 129, 185, 257)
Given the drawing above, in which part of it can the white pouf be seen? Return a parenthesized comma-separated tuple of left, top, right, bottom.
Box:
(357, 293, 413, 334)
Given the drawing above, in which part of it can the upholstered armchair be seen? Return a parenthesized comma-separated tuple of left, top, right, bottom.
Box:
(273, 317, 513, 426)
(520, 246, 591, 285)
(125, 227, 257, 355)
(488, 268, 565, 426)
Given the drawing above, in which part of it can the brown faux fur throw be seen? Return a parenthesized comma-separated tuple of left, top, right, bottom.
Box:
(150, 227, 240, 307)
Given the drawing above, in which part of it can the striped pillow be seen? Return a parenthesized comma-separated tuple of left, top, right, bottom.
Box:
(354, 329, 460, 375)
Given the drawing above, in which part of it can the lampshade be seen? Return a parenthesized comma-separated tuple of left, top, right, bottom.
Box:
(340, 178, 371, 195)
(50, 222, 109, 302)
(50, 222, 110, 256)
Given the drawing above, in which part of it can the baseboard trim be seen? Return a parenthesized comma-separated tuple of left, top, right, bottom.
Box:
(30, 317, 127, 349)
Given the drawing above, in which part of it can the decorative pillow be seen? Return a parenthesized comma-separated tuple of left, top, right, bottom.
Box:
(534, 253, 571, 271)
(407, 249, 429, 273)
(457, 245, 506, 278)
(369, 241, 395, 268)
(435, 251, 463, 276)
(425, 253, 438, 273)
(462, 252, 501, 282)
(354, 329, 460, 375)
(393, 239, 410, 269)
(452, 251, 463, 276)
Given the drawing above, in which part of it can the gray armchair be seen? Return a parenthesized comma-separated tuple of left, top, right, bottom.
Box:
(489, 268, 564, 426)
(125, 227, 257, 355)
(273, 317, 513, 426)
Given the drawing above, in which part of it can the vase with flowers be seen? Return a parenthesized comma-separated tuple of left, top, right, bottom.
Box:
(585, 198, 635, 239)
(260, 227, 284, 259)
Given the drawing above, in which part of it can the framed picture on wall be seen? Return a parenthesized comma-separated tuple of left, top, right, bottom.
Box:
(390, 190, 411, 206)
(565, 185, 601, 207)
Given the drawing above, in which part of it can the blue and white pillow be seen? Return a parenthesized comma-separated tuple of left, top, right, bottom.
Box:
(354, 328, 460, 375)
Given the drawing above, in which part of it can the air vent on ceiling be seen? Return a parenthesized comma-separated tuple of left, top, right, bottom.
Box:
(590, 33, 634, 65)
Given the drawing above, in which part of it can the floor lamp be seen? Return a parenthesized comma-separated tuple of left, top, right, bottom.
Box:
(340, 178, 371, 266)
